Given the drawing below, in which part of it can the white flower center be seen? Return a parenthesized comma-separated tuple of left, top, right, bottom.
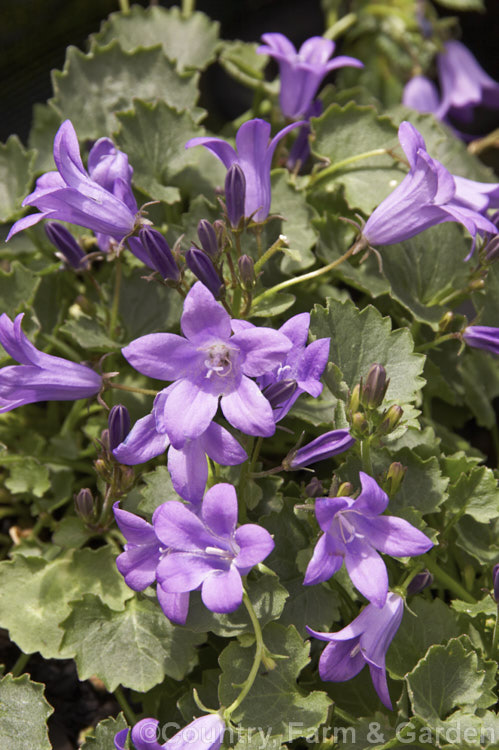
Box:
(203, 343, 234, 378)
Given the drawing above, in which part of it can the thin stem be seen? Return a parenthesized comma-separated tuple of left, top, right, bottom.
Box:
(10, 652, 31, 678)
(181, 0, 195, 17)
(110, 382, 159, 396)
(254, 235, 288, 274)
(109, 257, 122, 338)
(42, 333, 82, 361)
(323, 12, 357, 40)
(424, 557, 476, 604)
(310, 149, 388, 187)
(397, 561, 424, 594)
(224, 591, 265, 719)
(248, 436, 263, 477)
(114, 685, 137, 725)
(252, 239, 365, 309)
(118, 0, 130, 11)
(360, 438, 373, 475)
(415, 332, 459, 353)
(61, 399, 86, 435)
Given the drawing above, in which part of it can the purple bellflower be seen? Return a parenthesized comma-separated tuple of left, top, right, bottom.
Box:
(154, 483, 274, 614)
(185, 119, 303, 222)
(113, 411, 247, 506)
(462, 325, 499, 356)
(257, 33, 363, 119)
(402, 75, 441, 116)
(0, 313, 101, 412)
(363, 121, 499, 255)
(113, 503, 190, 625)
(287, 99, 323, 172)
(122, 282, 292, 446)
(304, 472, 433, 607)
(286, 429, 355, 469)
(306, 592, 404, 709)
(115, 714, 226, 750)
(7, 120, 138, 244)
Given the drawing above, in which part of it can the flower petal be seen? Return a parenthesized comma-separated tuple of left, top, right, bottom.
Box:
(156, 588, 190, 625)
(157, 552, 219, 592)
(162, 379, 219, 447)
(353, 472, 389, 515)
(113, 414, 169, 465)
(180, 282, 232, 344)
(344, 538, 388, 608)
(221, 375, 275, 437)
(354, 515, 433, 557)
(122, 333, 199, 381)
(154, 501, 216, 551)
(232, 327, 292, 377)
(318, 640, 365, 682)
(234, 524, 274, 574)
(201, 483, 238, 537)
(168, 439, 207, 505)
(200, 422, 247, 465)
(303, 532, 343, 585)
(201, 565, 243, 613)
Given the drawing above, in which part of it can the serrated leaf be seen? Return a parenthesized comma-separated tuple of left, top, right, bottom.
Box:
(138, 465, 178, 515)
(451, 596, 497, 619)
(51, 43, 199, 140)
(93, 6, 219, 71)
(2, 456, 50, 497)
(447, 465, 499, 523)
(60, 313, 119, 351)
(61, 594, 204, 691)
(28, 103, 62, 173)
(455, 516, 499, 564)
(219, 623, 331, 737)
(310, 103, 403, 213)
(270, 170, 318, 273)
(80, 713, 128, 750)
(115, 100, 206, 203)
(218, 40, 267, 89)
(389, 448, 448, 516)
(0, 261, 41, 318)
(251, 293, 296, 318)
(0, 547, 133, 658)
(460, 351, 499, 429)
(0, 674, 53, 750)
(310, 298, 425, 409)
(0, 136, 36, 223)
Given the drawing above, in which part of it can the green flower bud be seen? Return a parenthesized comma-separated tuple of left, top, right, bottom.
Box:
(378, 405, 403, 435)
(360, 363, 389, 410)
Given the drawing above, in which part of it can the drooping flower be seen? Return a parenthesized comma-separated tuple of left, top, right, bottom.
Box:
(362, 121, 499, 254)
(114, 714, 226, 750)
(185, 119, 303, 222)
(7, 120, 139, 243)
(285, 429, 355, 469)
(402, 75, 441, 117)
(462, 325, 499, 356)
(257, 33, 363, 119)
(113, 503, 189, 624)
(154, 483, 274, 614)
(113, 412, 247, 505)
(306, 592, 404, 709)
(122, 282, 292, 446)
(0, 313, 102, 412)
(304, 472, 433, 607)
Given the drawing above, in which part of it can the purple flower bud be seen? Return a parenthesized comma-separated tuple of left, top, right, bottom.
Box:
(485, 235, 499, 263)
(197, 220, 219, 259)
(74, 488, 95, 521)
(108, 404, 131, 451)
(407, 569, 433, 596)
(139, 227, 180, 282)
(463, 326, 499, 356)
(285, 429, 355, 470)
(305, 476, 324, 498)
(378, 405, 403, 435)
(238, 254, 255, 289)
(185, 248, 224, 299)
(45, 222, 88, 269)
(492, 564, 499, 603)
(263, 379, 297, 410)
(225, 164, 246, 228)
(360, 364, 389, 410)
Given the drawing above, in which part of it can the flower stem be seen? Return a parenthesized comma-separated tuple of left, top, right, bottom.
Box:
(114, 685, 137, 725)
(224, 590, 265, 720)
(252, 238, 366, 309)
(118, 0, 130, 12)
(181, 0, 195, 16)
(109, 382, 159, 397)
(415, 333, 459, 352)
(360, 438, 373, 475)
(254, 234, 288, 273)
(424, 557, 476, 604)
(310, 149, 388, 187)
(109, 257, 122, 338)
(10, 651, 31, 678)
(396, 561, 424, 594)
(323, 12, 357, 40)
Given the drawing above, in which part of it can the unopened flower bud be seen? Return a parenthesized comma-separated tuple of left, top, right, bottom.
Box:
(378, 405, 403, 435)
(45, 222, 88, 270)
(407, 569, 433, 595)
(493, 564, 499, 603)
(438, 311, 454, 332)
(197, 220, 219, 259)
(349, 384, 361, 414)
(485, 236, 499, 263)
(74, 488, 95, 521)
(225, 163, 246, 228)
(385, 461, 406, 495)
(337, 481, 354, 497)
(305, 477, 324, 497)
(185, 248, 224, 299)
(108, 404, 131, 451)
(468, 278, 485, 291)
(263, 379, 297, 410)
(360, 364, 388, 410)
(285, 429, 355, 470)
(139, 227, 180, 282)
(94, 458, 110, 481)
(352, 412, 369, 436)
(238, 254, 256, 289)
(100, 429, 110, 452)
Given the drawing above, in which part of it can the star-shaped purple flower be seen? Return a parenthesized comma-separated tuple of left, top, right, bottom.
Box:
(257, 33, 363, 119)
(154, 483, 274, 614)
(122, 282, 292, 446)
(0, 313, 101, 412)
(185, 119, 303, 222)
(306, 592, 404, 709)
(363, 121, 499, 255)
(7, 120, 138, 243)
(304, 472, 433, 607)
(114, 714, 226, 750)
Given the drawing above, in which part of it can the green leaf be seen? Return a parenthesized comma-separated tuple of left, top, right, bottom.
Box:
(0, 547, 132, 658)
(0, 674, 53, 750)
(138, 466, 178, 515)
(473, 262, 499, 325)
(218, 623, 331, 738)
(433, 0, 484, 12)
(50, 43, 199, 140)
(184, 575, 288, 637)
(250, 293, 296, 318)
(93, 6, 220, 71)
(0, 136, 36, 223)
(388, 448, 448, 516)
(451, 596, 497, 619)
(2, 456, 50, 497)
(115, 100, 206, 203)
(310, 298, 425, 408)
(218, 40, 267, 89)
(460, 351, 499, 429)
(60, 313, 119, 351)
(28, 103, 62, 173)
(119, 267, 182, 341)
(455, 516, 499, 564)
(310, 103, 403, 214)
(80, 713, 128, 750)
(61, 594, 204, 691)
(270, 170, 318, 273)
(0, 261, 41, 318)
(447, 465, 499, 523)
(406, 636, 496, 724)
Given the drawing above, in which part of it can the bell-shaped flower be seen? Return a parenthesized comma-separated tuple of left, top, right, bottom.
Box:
(363, 121, 499, 254)
(304, 472, 433, 607)
(113, 410, 247, 506)
(154, 483, 274, 614)
(402, 75, 441, 116)
(185, 119, 303, 222)
(122, 282, 292, 446)
(7, 120, 138, 243)
(306, 592, 404, 709)
(285, 429, 355, 469)
(113, 503, 190, 625)
(0, 313, 101, 412)
(462, 325, 499, 356)
(114, 714, 226, 750)
(257, 33, 363, 119)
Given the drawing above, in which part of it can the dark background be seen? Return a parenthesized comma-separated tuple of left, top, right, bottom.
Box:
(0, 0, 498, 143)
